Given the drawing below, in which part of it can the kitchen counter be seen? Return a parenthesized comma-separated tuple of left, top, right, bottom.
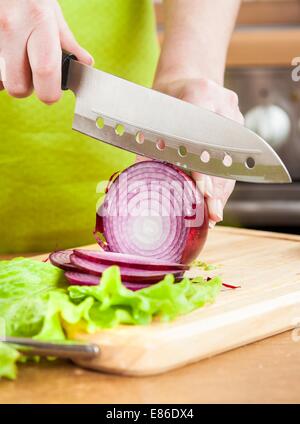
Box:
(0, 227, 300, 404)
(0, 331, 299, 404)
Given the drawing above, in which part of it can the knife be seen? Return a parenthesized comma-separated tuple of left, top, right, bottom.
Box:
(3, 336, 100, 360)
(62, 52, 291, 184)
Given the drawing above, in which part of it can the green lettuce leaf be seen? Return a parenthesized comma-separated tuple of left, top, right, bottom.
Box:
(0, 342, 20, 380)
(0, 258, 222, 380)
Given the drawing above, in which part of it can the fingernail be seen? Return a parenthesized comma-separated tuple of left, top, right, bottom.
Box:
(205, 176, 214, 198)
(88, 55, 95, 66)
(209, 220, 216, 229)
(84, 50, 94, 65)
(207, 198, 223, 222)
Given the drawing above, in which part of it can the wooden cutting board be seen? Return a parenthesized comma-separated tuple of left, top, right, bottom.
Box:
(40, 227, 300, 376)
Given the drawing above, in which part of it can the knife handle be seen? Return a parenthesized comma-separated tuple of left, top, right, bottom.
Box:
(61, 50, 77, 91)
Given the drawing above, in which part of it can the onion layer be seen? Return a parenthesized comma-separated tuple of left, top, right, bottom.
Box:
(70, 254, 183, 283)
(65, 272, 151, 291)
(73, 249, 189, 271)
(49, 251, 77, 272)
(96, 161, 208, 264)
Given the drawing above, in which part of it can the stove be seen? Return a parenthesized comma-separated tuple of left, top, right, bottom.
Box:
(225, 67, 300, 228)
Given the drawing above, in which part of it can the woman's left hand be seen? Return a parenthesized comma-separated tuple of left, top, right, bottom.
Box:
(153, 77, 244, 228)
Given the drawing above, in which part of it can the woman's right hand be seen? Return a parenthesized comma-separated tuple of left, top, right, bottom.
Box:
(0, 0, 93, 104)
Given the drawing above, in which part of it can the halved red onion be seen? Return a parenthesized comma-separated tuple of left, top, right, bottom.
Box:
(73, 249, 189, 271)
(65, 271, 151, 291)
(70, 254, 183, 283)
(96, 161, 208, 264)
(49, 250, 77, 272)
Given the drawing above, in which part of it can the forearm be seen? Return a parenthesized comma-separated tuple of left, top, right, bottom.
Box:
(155, 0, 241, 86)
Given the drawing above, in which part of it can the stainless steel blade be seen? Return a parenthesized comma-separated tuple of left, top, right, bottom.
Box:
(67, 60, 291, 184)
(3, 337, 100, 360)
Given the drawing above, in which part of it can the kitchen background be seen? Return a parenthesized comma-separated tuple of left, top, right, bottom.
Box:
(155, 0, 300, 234)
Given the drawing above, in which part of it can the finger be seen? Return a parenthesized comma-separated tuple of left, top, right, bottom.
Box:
(192, 172, 214, 198)
(207, 197, 224, 223)
(1, 44, 33, 98)
(60, 27, 94, 66)
(0, 57, 4, 90)
(55, 2, 94, 65)
(207, 178, 235, 223)
(136, 155, 150, 163)
(27, 16, 62, 104)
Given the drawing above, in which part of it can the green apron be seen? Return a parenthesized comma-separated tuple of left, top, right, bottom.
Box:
(0, 0, 159, 253)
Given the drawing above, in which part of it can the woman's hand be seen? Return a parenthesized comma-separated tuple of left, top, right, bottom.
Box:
(154, 77, 244, 228)
(0, 0, 93, 104)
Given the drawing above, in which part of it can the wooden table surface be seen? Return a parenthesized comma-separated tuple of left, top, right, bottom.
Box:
(0, 331, 299, 404)
(1, 228, 300, 404)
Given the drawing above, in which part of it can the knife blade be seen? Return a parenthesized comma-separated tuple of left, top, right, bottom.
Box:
(3, 336, 100, 360)
(62, 53, 291, 184)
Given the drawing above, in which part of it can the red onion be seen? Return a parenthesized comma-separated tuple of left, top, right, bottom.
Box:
(96, 161, 208, 264)
(73, 249, 189, 271)
(49, 251, 77, 272)
(70, 254, 183, 283)
(65, 272, 151, 291)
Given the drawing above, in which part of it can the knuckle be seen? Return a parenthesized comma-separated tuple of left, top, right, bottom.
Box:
(28, 0, 49, 22)
(7, 83, 32, 98)
(34, 63, 57, 78)
(0, 15, 13, 33)
(198, 77, 210, 91)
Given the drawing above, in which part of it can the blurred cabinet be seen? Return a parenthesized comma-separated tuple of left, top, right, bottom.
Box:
(155, 0, 300, 67)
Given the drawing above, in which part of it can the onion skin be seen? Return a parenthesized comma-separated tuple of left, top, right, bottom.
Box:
(180, 201, 209, 264)
(95, 161, 209, 265)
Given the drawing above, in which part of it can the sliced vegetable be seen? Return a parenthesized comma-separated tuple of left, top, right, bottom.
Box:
(49, 251, 77, 272)
(73, 249, 189, 271)
(70, 254, 183, 283)
(96, 161, 208, 264)
(222, 283, 241, 290)
(64, 271, 151, 291)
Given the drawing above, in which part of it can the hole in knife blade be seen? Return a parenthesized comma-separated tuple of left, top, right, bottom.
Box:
(136, 132, 145, 144)
(200, 151, 210, 163)
(223, 154, 233, 168)
(178, 146, 187, 157)
(245, 157, 255, 169)
(156, 139, 166, 151)
(115, 124, 125, 136)
(96, 117, 104, 129)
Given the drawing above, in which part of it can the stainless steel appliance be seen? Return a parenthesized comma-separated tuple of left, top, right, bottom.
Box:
(225, 67, 300, 227)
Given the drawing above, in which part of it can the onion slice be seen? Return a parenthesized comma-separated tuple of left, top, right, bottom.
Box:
(65, 271, 151, 291)
(73, 249, 189, 271)
(70, 254, 183, 283)
(49, 250, 77, 272)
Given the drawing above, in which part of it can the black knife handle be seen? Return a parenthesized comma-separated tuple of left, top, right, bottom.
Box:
(61, 51, 77, 90)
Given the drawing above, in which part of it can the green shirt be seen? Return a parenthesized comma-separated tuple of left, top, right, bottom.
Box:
(0, 0, 159, 253)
